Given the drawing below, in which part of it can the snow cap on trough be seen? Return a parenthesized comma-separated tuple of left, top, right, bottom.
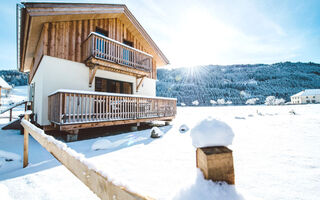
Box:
(190, 117, 234, 148)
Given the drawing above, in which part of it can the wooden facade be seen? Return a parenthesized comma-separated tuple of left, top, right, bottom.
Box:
(31, 17, 157, 83)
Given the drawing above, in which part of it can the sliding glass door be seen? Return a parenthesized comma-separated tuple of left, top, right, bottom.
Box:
(95, 77, 132, 94)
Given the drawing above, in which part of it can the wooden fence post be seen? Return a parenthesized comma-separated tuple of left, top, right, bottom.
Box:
(23, 113, 30, 168)
(196, 146, 235, 184)
(9, 109, 12, 122)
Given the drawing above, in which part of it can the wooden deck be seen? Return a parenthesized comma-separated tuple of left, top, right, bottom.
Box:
(82, 33, 153, 77)
(48, 90, 176, 130)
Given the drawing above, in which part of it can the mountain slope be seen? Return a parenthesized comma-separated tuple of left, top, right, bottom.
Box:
(156, 62, 320, 105)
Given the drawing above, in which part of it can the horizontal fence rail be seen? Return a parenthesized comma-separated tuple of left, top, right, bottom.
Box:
(48, 91, 177, 125)
(82, 33, 153, 73)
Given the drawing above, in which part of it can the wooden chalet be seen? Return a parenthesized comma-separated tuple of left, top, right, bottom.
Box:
(17, 3, 176, 137)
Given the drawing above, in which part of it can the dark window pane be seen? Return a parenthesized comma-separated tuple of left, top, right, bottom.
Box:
(95, 27, 108, 37)
(123, 39, 133, 47)
(95, 77, 132, 94)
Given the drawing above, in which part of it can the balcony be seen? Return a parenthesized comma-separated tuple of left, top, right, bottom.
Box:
(82, 32, 153, 77)
(48, 90, 177, 130)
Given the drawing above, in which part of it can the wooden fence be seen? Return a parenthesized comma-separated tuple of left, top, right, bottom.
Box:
(82, 32, 153, 72)
(0, 100, 28, 121)
(21, 114, 153, 200)
(48, 90, 177, 126)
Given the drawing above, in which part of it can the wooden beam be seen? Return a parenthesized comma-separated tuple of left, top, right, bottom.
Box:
(89, 66, 98, 87)
(136, 76, 145, 92)
(57, 116, 175, 131)
(88, 58, 150, 77)
(21, 119, 153, 200)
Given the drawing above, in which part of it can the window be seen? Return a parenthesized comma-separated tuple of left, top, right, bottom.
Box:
(122, 39, 133, 65)
(95, 27, 108, 37)
(95, 77, 132, 94)
(306, 100, 310, 103)
(123, 39, 133, 47)
(312, 100, 316, 103)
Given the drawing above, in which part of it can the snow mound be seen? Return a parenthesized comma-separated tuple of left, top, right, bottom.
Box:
(179, 124, 189, 133)
(91, 139, 114, 151)
(192, 100, 199, 106)
(190, 118, 234, 148)
(173, 169, 243, 200)
(150, 127, 163, 138)
(0, 150, 21, 161)
(0, 184, 12, 200)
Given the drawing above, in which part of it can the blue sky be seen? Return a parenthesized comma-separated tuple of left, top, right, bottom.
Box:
(1, 0, 320, 69)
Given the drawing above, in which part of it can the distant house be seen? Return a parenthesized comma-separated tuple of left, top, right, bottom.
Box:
(291, 89, 320, 104)
(0, 77, 12, 105)
(17, 3, 176, 137)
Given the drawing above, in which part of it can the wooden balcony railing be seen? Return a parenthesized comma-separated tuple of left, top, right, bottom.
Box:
(82, 32, 153, 73)
(48, 90, 177, 126)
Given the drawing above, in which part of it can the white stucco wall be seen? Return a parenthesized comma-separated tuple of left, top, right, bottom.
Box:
(291, 95, 320, 104)
(31, 55, 156, 126)
(135, 77, 156, 96)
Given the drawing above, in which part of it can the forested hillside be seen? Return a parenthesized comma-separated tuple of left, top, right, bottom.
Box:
(156, 62, 320, 105)
(0, 70, 28, 87)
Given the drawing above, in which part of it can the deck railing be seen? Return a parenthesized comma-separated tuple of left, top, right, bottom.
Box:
(48, 90, 177, 125)
(82, 32, 153, 73)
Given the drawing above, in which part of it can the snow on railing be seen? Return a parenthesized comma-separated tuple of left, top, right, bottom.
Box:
(0, 100, 28, 122)
(21, 113, 153, 200)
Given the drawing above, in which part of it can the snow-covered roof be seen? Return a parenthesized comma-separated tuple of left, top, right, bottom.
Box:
(291, 89, 320, 97)
(0, 77, 12, 90)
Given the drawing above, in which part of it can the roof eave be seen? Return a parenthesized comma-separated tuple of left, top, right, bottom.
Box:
(19, 3, 170, 68)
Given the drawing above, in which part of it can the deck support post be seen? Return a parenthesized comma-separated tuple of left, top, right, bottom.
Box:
(196, 146, 235, 184)
(23, 113, 30, 168)
(130, 122, 140, 132)
(130, 125, 138, 132)
(65, 129, 79, 142)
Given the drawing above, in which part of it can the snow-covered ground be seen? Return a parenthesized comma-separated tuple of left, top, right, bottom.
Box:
(0, 88, 319, 200)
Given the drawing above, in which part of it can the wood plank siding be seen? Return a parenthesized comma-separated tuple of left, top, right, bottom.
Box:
(30, 18, 157, 82)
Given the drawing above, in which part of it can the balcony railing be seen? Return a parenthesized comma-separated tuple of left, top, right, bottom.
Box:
(82, 32, 153, 73)
(48, 90, 177, 126)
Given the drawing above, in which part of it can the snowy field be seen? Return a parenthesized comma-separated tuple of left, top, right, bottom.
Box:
(0, 88, 319, 200)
